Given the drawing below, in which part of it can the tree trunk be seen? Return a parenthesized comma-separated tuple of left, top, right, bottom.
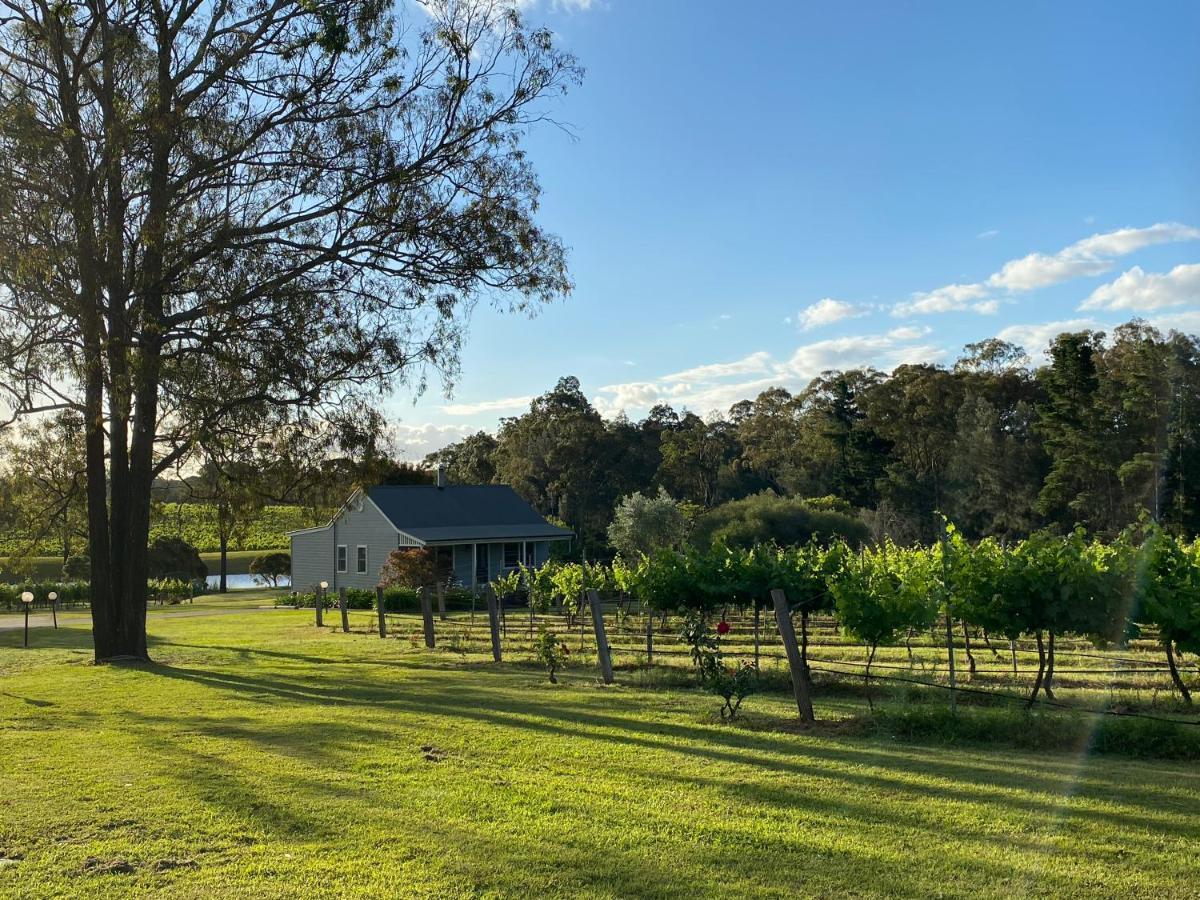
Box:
(1027, 630, 1046, 707)
(865, 644, 877, 712)
(945, 613, 957, 711)
(982, 629, 1001, 658)
(219, 530, 229, 593)
(962, 621, 976, 676)
(1044, 632, 1056, 699)
(1165, 641, 1192, 705)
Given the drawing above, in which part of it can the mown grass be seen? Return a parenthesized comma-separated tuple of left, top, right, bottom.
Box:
(1, 606, 1198, 899)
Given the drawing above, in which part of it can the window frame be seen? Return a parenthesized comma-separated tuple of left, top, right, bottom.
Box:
(356, 545, 368, 575)
(336, 544, 348, 573)
(503, 542, 520, 570)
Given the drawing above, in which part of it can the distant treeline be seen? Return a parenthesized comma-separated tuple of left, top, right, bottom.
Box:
(427, 321, 1200, 550)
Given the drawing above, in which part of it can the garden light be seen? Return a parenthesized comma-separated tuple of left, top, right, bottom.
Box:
(21, 591, 33, 647)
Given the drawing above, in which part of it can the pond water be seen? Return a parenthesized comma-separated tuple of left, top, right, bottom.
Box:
(204, 573, 290, 590)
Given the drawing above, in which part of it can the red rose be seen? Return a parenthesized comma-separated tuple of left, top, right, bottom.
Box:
(717, 619, 731, 635)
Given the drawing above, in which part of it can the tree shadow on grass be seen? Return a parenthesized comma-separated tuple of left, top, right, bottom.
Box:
(130, 655, 1199, 849)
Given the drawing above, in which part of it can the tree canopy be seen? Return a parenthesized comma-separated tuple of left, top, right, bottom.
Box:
(0, 0, 580, 659)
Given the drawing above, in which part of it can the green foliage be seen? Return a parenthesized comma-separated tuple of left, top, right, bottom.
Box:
(148, 578, 192, 604)
(61, 555, 90, 581)
(1132, 526, 1200, 655)
(834, 543, 940, 650)
(705, 661, 760, 720)
(379, 548, 437, 589)
(533, 624, 570, 683)
(249, 552, 291, 587)
(146, 504, 327, 555)
(491, 568, 522, 599)
(520, 562, 556, 613)
(0, 581, 89, 609)
(0, 503, 328, 557)
(147, 537, 208, 581)
(690, 492, 868, 551)
(606, 488, 687, 559)
(678, 610, 758, 718)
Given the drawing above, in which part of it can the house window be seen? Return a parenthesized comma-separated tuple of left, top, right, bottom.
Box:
(503, 543, 520, 569)
(525, 542, 535, 566)
(435, 546, 453, 582)
(357, 545, 368, 575)
(336, 545, 347, 573)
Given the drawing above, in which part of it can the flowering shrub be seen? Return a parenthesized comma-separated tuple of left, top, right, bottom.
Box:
(679, 610, 757, 718)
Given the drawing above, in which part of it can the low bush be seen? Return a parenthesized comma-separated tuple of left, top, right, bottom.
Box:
(249, 552, 290, 587)
(866, 703, 1200, 760)
(690, 493, 869, 550)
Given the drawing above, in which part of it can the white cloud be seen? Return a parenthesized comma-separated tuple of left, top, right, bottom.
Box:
(886, 325, 930, 341)
(1080, 263, 1200, 312)
(977, 229, 999, 239)
(661, 351, 772, 383)
(995, 318, 1101, 362)
(973, 299, 1001, 315)
(797, 298, 866, 330)
(387, 423, 479, 460)
(594, 329, 946, 420)
(440, 395, 532, 416)
(1149, 309, 1200, 334)
(896, 222, 1200, 316)
(895, 282, 989, 316)
(512, 0, 595, 10)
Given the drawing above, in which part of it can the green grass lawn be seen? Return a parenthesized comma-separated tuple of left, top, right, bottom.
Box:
(2, 606, 1198, 899)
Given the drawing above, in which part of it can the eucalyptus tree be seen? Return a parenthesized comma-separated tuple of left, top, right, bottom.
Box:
(0, 0, 580, 660)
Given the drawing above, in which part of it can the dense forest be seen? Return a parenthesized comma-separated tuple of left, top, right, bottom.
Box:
(2, 320, 1197, 563)
(427, 321, 1200, 551)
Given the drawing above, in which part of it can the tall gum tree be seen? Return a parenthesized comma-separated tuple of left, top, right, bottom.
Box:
(0, 0, 580, 660)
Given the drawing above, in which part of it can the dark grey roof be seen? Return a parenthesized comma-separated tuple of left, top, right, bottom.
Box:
(366, 485, 573, 544)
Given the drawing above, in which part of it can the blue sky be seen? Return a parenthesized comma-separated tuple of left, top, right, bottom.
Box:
(388, 0, 1200, 459)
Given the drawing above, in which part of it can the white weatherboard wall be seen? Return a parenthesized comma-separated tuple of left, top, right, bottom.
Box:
(290, 528, 333, 592)
(290, 496, 399, 592)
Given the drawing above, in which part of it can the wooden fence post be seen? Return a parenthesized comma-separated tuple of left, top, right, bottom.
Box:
(437, 582, 447, 621)
(645, 613, 654, 665)
(588, 589, 614, 685)
(315, 587, 324, 627)
(419, 586, 436, 649)
(376, 586, 387, 638)
(485, 587, 502, 662)
(339, 587, 350, 633)
(770, 589, 815, 723)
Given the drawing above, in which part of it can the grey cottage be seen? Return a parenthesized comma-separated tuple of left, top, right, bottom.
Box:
(288, 474, 572, 592)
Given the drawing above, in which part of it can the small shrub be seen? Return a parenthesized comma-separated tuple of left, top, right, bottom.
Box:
(62, 555, 90, 581)
(534, 624, 570, 683)
(707, 661, 760, 719)
(147, 537, 207, 580)
(249, 551, 290, 587)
